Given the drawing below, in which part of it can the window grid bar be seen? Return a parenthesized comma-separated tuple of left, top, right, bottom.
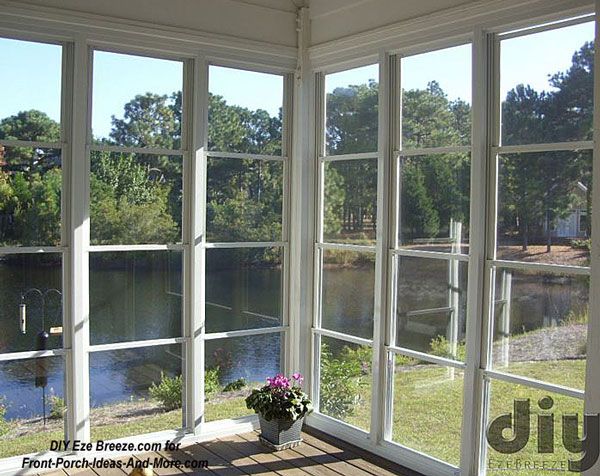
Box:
(0, 246, 65, 255)
(387, 345, 467, 370)
(89, 337, 187, 353)
(484, 369, 585, 400)
(203, 241, 286, 249)
(498, 13, 595, 41)
(88, 243, 185, 252)
(312, 327, 373, 347)
(206, 151, 287, 162)
(89, 143, 185, 156)
(494, 140, 593, 154)
(317, 242, 376, 253)
(319, 152, 378, 162)
(0, 139, 64, 149)
(0, 348, 68, 362)
(395, 145, 471, 157)
(204, 326, 288, 340)
(491, 258, 590, 275)
(392, 248, 469, 261)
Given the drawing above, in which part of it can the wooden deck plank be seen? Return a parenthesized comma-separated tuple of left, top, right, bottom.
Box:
(37, 431, 422, 476)
(303, 429, 420, 476)
(218, 433, 310, 476)
(133, 452, 185, 475)
(181, 442, 246, 476)
(201, 438, 278, 476)
(284, 437, 372, 476)
(90, 455, 129, 475)
(63, 467, 98, 476)
(154, 449, 215, 475)
(237, 433, 341, 476)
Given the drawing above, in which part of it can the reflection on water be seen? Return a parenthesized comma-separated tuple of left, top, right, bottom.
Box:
(0, 262, 590, 419)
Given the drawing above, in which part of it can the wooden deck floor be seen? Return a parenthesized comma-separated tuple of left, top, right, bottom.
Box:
(39, 428, 421, 476)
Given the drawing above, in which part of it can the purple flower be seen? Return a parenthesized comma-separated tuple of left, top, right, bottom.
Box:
(267, 373, 291, 389)
(292, 372, 304, 384)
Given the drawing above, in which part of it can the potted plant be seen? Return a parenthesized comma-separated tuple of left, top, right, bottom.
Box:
(245, 373, 313, 450)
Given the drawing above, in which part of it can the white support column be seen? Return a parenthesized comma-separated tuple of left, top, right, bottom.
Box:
(371, 50, 393, 445)
(459, 27, 492, 476)
(65, 37, 90, 444)
(186, 55, 208, 436)
(289, 5, 314, 384)
(582, 3, 600, 475)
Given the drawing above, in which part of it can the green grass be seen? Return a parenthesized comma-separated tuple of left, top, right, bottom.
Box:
(0, 360, 587, 474)
(340, 359, 586, 474)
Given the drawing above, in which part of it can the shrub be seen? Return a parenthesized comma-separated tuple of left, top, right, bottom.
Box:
(223, 378, 246, 392)
(48, 395, 66, 420)
(561, 309, 588, 326)
(395, 354, 417, 367)
(571, 239, 591, 251)
(0, 397, 8, 437)
(319, 344, 363, 419)
(149, 373, 182, 411)
(205, 367, 221, 397)
(429, 335, 466, 361)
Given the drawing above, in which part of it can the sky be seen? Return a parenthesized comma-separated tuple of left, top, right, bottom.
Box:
(0, 20, 594, 139)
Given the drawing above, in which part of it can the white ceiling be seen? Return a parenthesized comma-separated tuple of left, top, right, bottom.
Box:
(17, 0, 477, 47)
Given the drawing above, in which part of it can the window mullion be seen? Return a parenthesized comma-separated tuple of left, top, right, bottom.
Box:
(459, 27, 494, 476)
(582, 6, 600, 476)
(186, 55, 207, 436)
(65, 37, 91, 445)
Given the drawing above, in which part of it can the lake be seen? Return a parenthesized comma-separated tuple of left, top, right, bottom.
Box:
(0, 255, 589, 420)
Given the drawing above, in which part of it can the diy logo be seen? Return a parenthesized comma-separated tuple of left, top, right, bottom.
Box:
(486, 397, 600, 472)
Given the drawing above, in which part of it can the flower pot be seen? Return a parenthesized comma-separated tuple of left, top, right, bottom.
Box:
(258, 414, 304, 450)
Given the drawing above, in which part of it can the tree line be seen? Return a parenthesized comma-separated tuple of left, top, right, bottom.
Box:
(0, 40, 593, 259)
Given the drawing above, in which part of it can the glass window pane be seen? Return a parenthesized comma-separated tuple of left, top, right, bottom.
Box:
(0, 253, 62, 353)
(0, 146, 61, 247)
(491, 267, 587, 390)
(325, 65, 378, 155)
(401, 44, 472, 148)
(90, 345, 183, 440)
(208, 66, 283, 155)
(319, 336, 372, 431)
(323, 159, 377, 244)
(0, 356, 65, 458)
(92, 51, 183, 147)
(0, 38, 62, 142)
(90, 251, 182, 345)
(500, 21, 594, 146)
(90, 151, 182, 245)
(206, 248, 282, 334)
(391, 357, 464, 466)
(321, 249, 375, 340)
(398, 153, 470, 251)
(395, 256, 468, 360)
(486, 382, 584, 475)
(497, 150, 592, 266)
(205, 333, 282, 422)
(207, 158, 283, 242)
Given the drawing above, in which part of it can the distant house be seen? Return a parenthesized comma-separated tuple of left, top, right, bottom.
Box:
(551, 182, 589, 239)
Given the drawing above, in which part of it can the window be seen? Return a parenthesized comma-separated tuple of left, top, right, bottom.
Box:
(205, 65, 288, 420)
(88, 50, 185, 438)
(0, 38, 66, 458)
(481, 20, 594, 472)
(314, 64, 379, 432)
(389, 43, 472, 466)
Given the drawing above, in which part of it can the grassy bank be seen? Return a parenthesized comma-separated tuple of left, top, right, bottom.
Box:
(0, 359, 586, 473)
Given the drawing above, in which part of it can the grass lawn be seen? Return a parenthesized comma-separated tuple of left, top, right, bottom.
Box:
(1, 360, 587, 475)
(339, 359, 586, 474)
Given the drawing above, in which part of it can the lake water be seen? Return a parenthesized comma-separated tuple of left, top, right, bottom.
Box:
(0, 257, 589, 420)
